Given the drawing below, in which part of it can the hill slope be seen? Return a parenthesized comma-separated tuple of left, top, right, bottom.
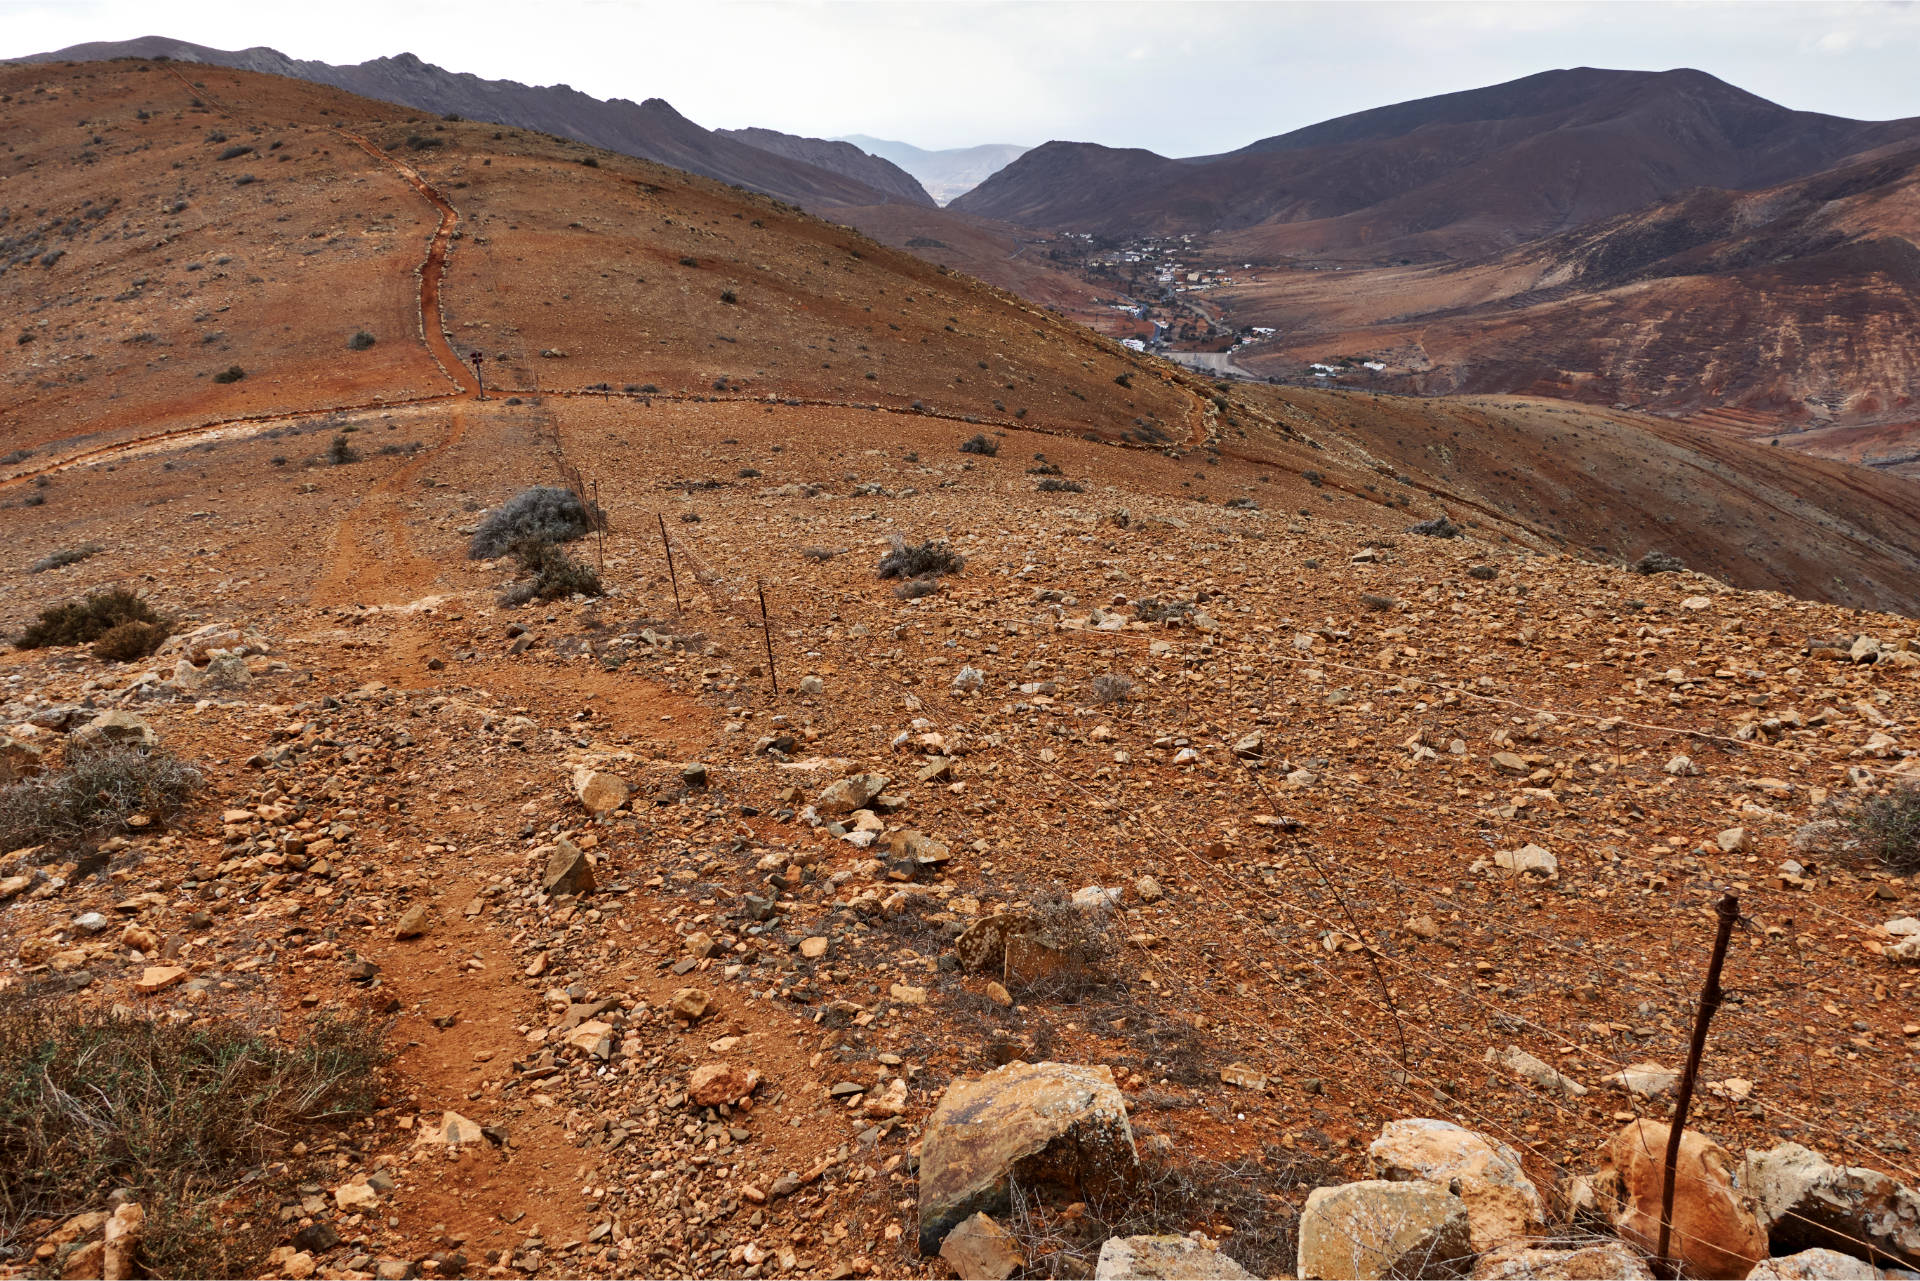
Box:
(22, 35, 916, 211)
(718, 127, 934, 207)
(1, 58, 1919, 1281)
(5, 57, 1920, 613)
(1212, 145, 1920, 432)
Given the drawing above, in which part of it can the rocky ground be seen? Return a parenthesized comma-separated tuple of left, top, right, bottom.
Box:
(2, 56, 1919, 1281)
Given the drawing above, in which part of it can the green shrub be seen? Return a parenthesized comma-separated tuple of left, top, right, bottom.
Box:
(17, 588, 162, 649)
(92, 620, 171, 662)
(347, 330, 376, 351)
(327, 434, 360, 465)
(211, 365, 245, 384)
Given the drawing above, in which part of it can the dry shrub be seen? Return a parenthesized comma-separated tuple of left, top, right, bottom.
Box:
(91, 620, 170, 663)
(499, 539, 603, 604)
(17, 588, 162, 649)
(0, 748, 201, 850)
(1134, 597, 1194, 624)
(877, 535, 963, 580)
(1089, 673, 1134, 704)
(1005, 1146, 1320, 1279)
(958, 433, 998, 456)
(1843, 785, 1920, 874)
(27, 544, 103, 574)
(1005, 891, 1122, 1003)
(0, 994, 385, 1276)
(1407, 515, 1461, 538)
(469, 486, 602, 558)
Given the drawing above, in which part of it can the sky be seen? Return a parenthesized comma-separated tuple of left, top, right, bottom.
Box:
(8, 0, 1920, 155)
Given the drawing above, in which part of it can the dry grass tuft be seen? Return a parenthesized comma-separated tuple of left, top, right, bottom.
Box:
(0, 995, 386, 1277)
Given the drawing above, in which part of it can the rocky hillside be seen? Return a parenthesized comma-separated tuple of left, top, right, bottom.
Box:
(2, 57, 1919, 1281)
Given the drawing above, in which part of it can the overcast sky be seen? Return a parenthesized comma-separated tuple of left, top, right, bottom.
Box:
(8, 0, 1920, 155)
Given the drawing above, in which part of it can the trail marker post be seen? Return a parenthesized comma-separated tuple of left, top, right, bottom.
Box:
(1655, 893, 1741, 1277)
(469, 350, 485, 401)
(758, 579, 777, 695)
(659, 514, 682, 616)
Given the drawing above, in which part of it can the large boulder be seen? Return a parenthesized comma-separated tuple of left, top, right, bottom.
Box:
(1297, 1180, 1474, 1280)
(687, 1062, 760, 1107)
(1744, 1249, 1879, 1280)
(1742, 1141, 1920, 1270)
(541, 836, 595, 897)
(68, 711, 155, 754)
(1588, 1120, 1767, 1280)
(916, 1061, 1138, 1254)
(1095, 1233, 1253, 1279)
(168, 653, 251, 693)
(1369, 1118, 1546, 1252)
(1469, 1241, 1654, 1279)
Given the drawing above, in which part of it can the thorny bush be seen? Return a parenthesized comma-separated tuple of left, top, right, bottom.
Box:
(1843, 785, 1920, 874)
(877, 535, 964, 581)
(0, 748, 201, 851)
(468, 486, 604, 559)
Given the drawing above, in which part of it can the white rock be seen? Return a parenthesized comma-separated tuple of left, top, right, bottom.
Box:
(1368, 1118, 1545, 1252)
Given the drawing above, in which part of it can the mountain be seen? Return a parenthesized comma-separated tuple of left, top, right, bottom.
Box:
(841, 135, 1030, 204)
(717, 127, 934, 206)
(21, 35, 917, 211)
(1209, 142, 1920, 446)
(952, 67, 1920, 259)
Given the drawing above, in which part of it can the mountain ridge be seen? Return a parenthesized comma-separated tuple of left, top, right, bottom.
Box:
(953, 66, 1920, 258)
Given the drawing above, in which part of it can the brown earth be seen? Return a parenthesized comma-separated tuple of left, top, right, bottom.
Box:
(2, 59, 1920, 1281)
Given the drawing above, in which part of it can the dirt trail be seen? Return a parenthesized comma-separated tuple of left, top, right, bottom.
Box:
(311, 407, 467, 608)
(334, 128, 472, 397)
